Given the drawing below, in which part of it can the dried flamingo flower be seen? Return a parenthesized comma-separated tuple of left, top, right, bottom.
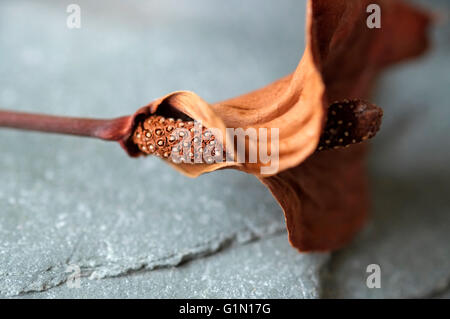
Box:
(0, 0, 430, 252)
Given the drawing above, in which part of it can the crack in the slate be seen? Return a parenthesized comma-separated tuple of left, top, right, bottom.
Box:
(7, 224, 286, 297)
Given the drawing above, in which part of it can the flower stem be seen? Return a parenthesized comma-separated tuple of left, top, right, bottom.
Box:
(0, 109, 131, 141)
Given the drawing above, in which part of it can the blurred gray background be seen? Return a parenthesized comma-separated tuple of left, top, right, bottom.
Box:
(0, 0, 449, 298)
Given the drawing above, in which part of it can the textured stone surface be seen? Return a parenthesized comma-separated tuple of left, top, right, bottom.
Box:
(1, 0, 449, 298)
(18, 235, 329, 299)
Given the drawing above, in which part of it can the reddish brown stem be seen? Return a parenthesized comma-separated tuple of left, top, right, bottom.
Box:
(0, 109, 132, 141)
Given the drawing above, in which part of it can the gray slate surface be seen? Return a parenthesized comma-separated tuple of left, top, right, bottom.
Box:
(19, 235, 328, 299)
(1, 0, 449, 298)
